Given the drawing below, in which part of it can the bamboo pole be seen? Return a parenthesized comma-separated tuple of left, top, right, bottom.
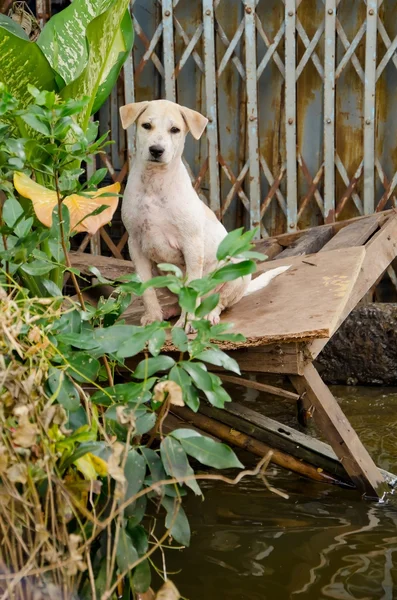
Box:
(171, 407, 346, 487)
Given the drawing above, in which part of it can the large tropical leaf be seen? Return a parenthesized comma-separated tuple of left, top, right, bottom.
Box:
(37, 0, 114, 87)
(0, 18, 57, 105)
(61, 0, 133, 129)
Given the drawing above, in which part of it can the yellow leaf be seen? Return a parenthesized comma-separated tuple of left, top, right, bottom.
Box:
(74, 452, 108, 480)
(153, 381, 184, 407)
(155, 581, 180, 600)
(13, 172, 120, 235)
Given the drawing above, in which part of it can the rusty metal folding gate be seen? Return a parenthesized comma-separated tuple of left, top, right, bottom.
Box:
(37, 0, 397, 257)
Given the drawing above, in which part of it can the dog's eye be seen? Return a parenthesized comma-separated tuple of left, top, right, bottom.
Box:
(170, 126, 180, 134)
(142, 122, 152, 130)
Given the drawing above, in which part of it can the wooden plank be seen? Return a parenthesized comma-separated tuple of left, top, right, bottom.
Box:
(244, 0, 261, 236)
(122, 247, 365, 348)
(363, 1, 378, 214)
(198, 402, 396, 487)
(309, 213, 397, 358)
(199, 403, 351, 483)
(218, 374, 300, 402)
(285, 0, 297, 231)
(255, 239, 283, 260)
(258, 210, 391, 252)
(291, 364, 389, 498)
(70, 252, 134, 279)
(202, 0, 220, 215)
(225, 344, 307, 375)
(170, 406, 342, 485)
(324, 0, 336, 223)
(276, 227, 333, 258)
(320, 213, 382, 252)
(162, 0, 176, 101)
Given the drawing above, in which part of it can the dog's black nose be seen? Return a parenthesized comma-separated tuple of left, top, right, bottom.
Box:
(149, 145, 165, 159)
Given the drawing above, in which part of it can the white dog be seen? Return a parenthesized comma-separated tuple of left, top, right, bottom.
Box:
(120, 100, 288, 330)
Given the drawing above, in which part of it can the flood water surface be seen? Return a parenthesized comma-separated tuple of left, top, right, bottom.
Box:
(167, 386, 397, 599)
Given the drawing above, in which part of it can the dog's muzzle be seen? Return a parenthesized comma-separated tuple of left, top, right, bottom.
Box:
(149, 145, 165, 161)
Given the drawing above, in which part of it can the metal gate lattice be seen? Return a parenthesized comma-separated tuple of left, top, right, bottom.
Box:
(64, 0, 397, 259)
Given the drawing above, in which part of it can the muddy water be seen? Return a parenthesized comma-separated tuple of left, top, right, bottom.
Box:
(167, 386, 397, 599)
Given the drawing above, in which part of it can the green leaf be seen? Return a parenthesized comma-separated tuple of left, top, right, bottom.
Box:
(61, 441, 104, 470)
(172, 431, 244, 469)
(134, 356, 175, 380)
(93, 324, 141, 353)
(0, 26, 57, 109)
(171, 327, 188, 351)
(20, 260, 51, 276)
(141, 447, 166, 482)
(216, 228, 258, 261)
(116, 530, 139, 573)
(61, 0, 133, 130)
(91, 9, 134, 114)
(141, 275, 181, 294)
(3, 197, 23, 228)
(92, 379, 156, 407)
(20, 113, 51, 136)
(169, 366, 200, 412)
(157, 263, 183, 278)
(48, 238, 65, 263)
(160, 437, 201, 496)
(161, 497, 190, 547)
(212, 260, 256, 283)
(42, 279, 63, 297)
(148, 328, 166, 357)
(133, 559, 151, 594)
(135, 411, 156, 435)
(240, 250, 267, 261)
(127, 525, 148, 557)
(66, 352, 100, 383)
(37, 0, 114, 86)
(179, 287, 198, 314)
(47, 367, 80, 411)
(117, 326, 158, 358)
(195, 293, 220, 318)
(0, 15, 29, 39)
(124, 450, 146, 517)
(180, 361, 213, 391)
(126, 496, 147, 528)
(195, 349, 241, 375)
(14, 217, 33, 239)
(216, 228, 244, 261)
(204, 384, 232, 408)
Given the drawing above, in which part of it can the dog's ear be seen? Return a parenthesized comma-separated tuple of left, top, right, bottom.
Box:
(179, 106, 208, 140)
(119, 101, 149, 129)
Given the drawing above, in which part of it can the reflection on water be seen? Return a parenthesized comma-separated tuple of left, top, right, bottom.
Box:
(165, 386, 397, 599)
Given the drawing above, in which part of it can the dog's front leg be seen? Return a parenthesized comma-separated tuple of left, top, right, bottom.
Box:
(174, 236, 204, 332)
(129, 240, 163, 325)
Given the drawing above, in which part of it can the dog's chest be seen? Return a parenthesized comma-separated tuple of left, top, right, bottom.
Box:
(132, 198, 184, 266)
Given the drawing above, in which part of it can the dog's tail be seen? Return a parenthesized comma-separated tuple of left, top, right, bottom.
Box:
(243, 265, 291, 297)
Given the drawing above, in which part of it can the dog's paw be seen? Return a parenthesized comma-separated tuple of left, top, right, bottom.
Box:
(174, 315, 196, 334)
(206, 309, 221, 326)
(141, 310, 163, 326)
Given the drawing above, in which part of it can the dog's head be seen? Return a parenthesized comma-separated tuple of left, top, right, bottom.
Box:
(119, 99, 208, 166)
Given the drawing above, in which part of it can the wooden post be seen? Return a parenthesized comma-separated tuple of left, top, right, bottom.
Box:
(244, 0, 261, 236)
(202, 0, 221, 216)
(291, 364, 388, 498)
